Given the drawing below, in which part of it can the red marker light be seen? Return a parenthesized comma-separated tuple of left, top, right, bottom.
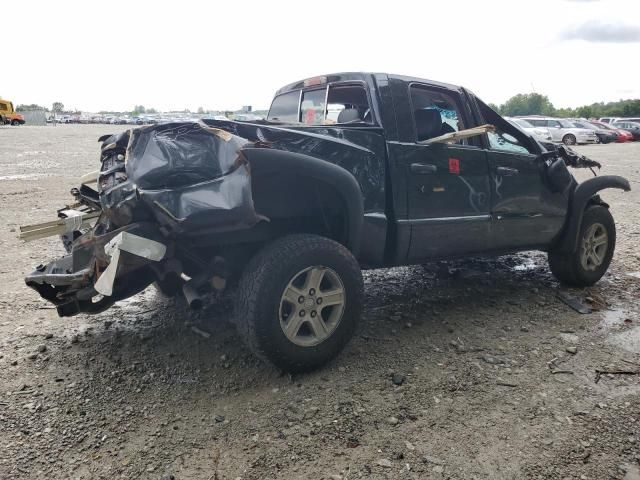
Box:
(449, 158, 460, 174)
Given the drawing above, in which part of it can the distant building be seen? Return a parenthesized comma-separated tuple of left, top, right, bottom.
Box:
(241, 106, 252, 113)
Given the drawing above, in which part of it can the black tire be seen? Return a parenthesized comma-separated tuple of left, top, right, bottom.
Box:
(235, 234, 363, 372)
(11, 120, 20, 126)
(548, 205, 616, 287)
(562, 134, 576, 146)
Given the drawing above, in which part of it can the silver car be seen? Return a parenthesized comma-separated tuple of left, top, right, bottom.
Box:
(506, 117, 552, 142)
(518, 116, 598, 145)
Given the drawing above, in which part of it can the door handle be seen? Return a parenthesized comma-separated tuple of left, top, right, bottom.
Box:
(496, 166, 519, 176)
(410, 163, 437, 174)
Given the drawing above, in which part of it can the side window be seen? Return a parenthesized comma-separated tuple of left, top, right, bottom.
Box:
(486, 129, 533, 154)
(0, 103, 7, 112)
(410, 85, 467, 143)
(528, 119, 544, 127)
(547, 120, 560, 128)
(475, 100, 536, 155)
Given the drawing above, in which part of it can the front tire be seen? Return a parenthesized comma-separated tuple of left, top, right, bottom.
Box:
(548, 205, 616, 286)
(563, 134, 577, 146)
(235, 234, 363, 372)
(11, 120, 20, 126)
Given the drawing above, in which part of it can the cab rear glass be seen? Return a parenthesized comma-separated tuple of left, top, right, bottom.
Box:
(268, 83, 373, 125)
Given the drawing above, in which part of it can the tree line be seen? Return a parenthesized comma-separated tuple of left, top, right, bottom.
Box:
(489, 93, 640, 119)
(19, 95, 639, 120)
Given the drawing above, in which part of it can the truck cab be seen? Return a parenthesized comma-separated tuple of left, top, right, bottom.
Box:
(264, 73, 581, 266)
(0, 99, 25, 125)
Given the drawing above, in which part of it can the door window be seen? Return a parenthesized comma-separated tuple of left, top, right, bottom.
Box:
(475, 100, 536, 154)
(486, 129, 533, 154)
(0, 103, 7, 112)
(410, 85, 467, 144)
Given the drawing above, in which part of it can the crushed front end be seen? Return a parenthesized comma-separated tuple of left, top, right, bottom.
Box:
(23, 122, 262, 317)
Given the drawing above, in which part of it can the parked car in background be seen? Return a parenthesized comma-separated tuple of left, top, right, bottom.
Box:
(234, 113, 263, 122)
(599, 117, 619, 124)
(590, 121, 633, 142)
(506, 117, 552, 142)
(570, 119, 617, 144)
(612, 121, 640, 141)
(519, 116, 597, 145)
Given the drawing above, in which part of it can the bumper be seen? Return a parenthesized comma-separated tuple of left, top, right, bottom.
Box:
(25, 223, 168, 317)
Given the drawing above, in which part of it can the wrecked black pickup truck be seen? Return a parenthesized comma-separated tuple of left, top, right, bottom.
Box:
(23, 73, 630, 372)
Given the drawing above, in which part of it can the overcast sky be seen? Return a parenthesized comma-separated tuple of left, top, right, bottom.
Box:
(3, 0, 639, 112)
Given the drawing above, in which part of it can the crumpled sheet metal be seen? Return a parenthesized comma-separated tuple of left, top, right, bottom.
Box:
(101, 122, 263, 233)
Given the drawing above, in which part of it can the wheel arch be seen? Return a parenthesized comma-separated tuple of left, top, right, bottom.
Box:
(556, 175, 630, 253)
(242, 147, 364, 256)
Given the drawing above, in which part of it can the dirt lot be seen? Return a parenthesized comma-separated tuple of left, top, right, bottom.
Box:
(1, 124, 639, 480)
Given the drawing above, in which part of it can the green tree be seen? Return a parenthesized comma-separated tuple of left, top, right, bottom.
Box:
(133, 105, 146, 114)
(197, 106, 205, 114)
(575, 106, 593, 118)
(500, 93, 555, 116)
(17, 104, 48, 111)
(52, 102, 64, 113)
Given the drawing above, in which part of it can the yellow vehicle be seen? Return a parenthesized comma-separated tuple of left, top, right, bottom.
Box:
(0, 98, 25, 125)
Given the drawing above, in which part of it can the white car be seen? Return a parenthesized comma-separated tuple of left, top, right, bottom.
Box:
(506, 117, 552, 142)
(518, 116, 597, 145)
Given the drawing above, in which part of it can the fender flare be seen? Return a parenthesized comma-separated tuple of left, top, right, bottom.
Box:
(241, 147, 364, 255)
(558, 175, 630, 253)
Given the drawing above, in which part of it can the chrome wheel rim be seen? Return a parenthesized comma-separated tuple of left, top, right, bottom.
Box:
(279, 266, 345, 347)
(580, 223, 608, 271)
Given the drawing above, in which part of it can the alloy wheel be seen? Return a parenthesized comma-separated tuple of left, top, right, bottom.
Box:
(580, 223, 608, 271)
(279, 266, 346, 347)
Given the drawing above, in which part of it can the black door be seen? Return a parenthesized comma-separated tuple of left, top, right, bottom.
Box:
(389, 84, 492, 261)
(483, 128, 567, 249)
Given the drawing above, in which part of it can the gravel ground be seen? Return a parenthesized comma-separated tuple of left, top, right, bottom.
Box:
(0, 124, 639, 480)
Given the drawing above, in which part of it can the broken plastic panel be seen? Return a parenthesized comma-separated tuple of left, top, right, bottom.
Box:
(100, 122, 263, 233)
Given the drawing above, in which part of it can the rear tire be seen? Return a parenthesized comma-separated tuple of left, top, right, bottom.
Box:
(235, 234, 363, 372)
(11, 120, 20, 126)
(548, 205, 615, 286)
(562, 134, 577, 146)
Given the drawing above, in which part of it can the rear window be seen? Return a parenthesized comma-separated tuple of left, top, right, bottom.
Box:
(300, 89, 326, 124)
(527, 119, 546, 127)
(267, 83, 372, 125)
(513, 119, 534, 128)
(267, 91, 299, 123)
